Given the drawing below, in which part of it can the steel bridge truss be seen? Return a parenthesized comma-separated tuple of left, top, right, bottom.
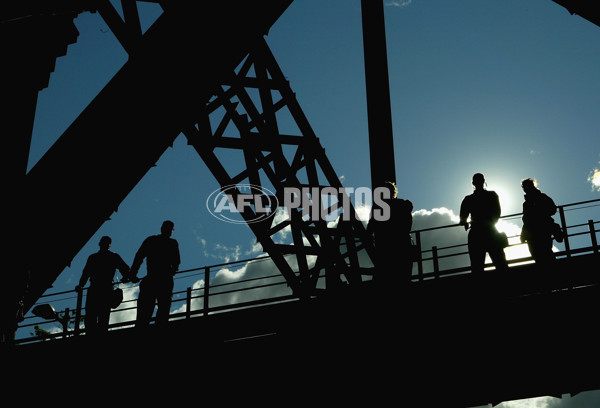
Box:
(183, 39, 376, 298)
(18, 0, 376, 306)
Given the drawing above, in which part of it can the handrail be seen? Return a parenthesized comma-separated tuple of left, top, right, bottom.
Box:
(16, 198, 599, 343)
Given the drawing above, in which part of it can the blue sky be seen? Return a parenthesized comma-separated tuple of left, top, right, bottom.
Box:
(25, 1, 599, 405)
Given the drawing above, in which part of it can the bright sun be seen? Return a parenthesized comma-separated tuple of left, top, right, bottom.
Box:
(488, 182, 520, 216)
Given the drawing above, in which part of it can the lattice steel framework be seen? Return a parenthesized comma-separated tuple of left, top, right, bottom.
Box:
(183, 39, 376, 297)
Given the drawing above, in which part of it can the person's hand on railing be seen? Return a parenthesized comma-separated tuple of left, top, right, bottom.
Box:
(120, 276, 139, 284)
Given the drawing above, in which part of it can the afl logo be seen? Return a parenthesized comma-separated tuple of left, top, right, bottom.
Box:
(206, 184, 279, 224)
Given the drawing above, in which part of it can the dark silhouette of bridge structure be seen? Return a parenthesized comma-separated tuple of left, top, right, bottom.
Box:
(11, 198, 600, 406)
(3, 1, 599, 406)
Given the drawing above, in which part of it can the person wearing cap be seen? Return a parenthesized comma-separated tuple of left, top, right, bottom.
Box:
(76, 236, 132, 336)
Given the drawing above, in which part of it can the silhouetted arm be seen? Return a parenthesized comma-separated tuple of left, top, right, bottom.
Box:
(492, 191, 501, 221)
(76, 255, 93, 291)
(115, 253, 132, 282)
(545, 194, 557, 217)
(130, 238, 149, 277)
(459, 196, 470, 230)
(171, 240, 181, 275)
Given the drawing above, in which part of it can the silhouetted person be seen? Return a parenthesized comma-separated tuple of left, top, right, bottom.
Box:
(76, 236, 132, 336)
(520, 178, 557, 267)
(460, 173, 508, 274)
(368, 181, 414, 285)
(1, 269, 29, 347)
(131, 220, 180, 327)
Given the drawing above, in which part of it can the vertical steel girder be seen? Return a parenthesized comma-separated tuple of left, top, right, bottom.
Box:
(183, 39, 376, 298)
(360, 0, 396, 192)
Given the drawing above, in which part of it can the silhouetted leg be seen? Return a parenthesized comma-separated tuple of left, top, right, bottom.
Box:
(85, 291, 100, 336)
(136, 280, 156, 327)
(97, 304, 111, 333)
(85, 309, 99, 336)
(155, 279, 174, 326)
(468, 230, 485, 274)
(528, 235, 556, 291)
(375, 242, 396, 286)
(489, 246, 508, 272)
(527, 242, 538, 262)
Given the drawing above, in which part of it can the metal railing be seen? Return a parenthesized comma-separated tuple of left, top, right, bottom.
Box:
(411, 199, 599, 281)
(16, 198, 599, 343)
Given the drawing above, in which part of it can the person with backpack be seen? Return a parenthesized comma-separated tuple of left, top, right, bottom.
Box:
(520, 178, 558, 267)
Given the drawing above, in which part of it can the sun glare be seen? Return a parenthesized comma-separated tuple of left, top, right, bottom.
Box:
(495, 219, 532, 264)
(488, 182, 520, 216)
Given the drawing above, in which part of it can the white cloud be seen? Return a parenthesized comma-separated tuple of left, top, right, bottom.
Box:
(109, 284, 139, 326)
(272, 206, 292, 242)
(354, 204, 372, 223)
(172, 255, 297, 316)
(413, 207, 460, 228)
(493, 396, 557, 408)
(385, 0, 413, 8)
(203, 242, 243, 263)
(588, 166, 600, 192)
(245, 240, 263, 255)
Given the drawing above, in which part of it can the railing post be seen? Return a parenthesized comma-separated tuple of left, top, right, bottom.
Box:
(559, 206, 571, 258)
(203, 266, 210, 316)
(415, 231, 423, 281)
(74, 289, 83, 336)
(589, 220, 598, 254)
(432, 246, 440, 279)
(186, 287, 192, 319)
(63, 308, 70, 338)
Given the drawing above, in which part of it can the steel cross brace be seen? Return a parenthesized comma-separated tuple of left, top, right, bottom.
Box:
(183, 39, 376, 298)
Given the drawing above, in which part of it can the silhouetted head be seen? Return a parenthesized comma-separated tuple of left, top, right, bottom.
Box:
(99, 236, 112, 251)
(384, 181, 398, 199)
(521, 178, 538, 194)
(472, 173, 485, 189)
(161, 220, 175, 237)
